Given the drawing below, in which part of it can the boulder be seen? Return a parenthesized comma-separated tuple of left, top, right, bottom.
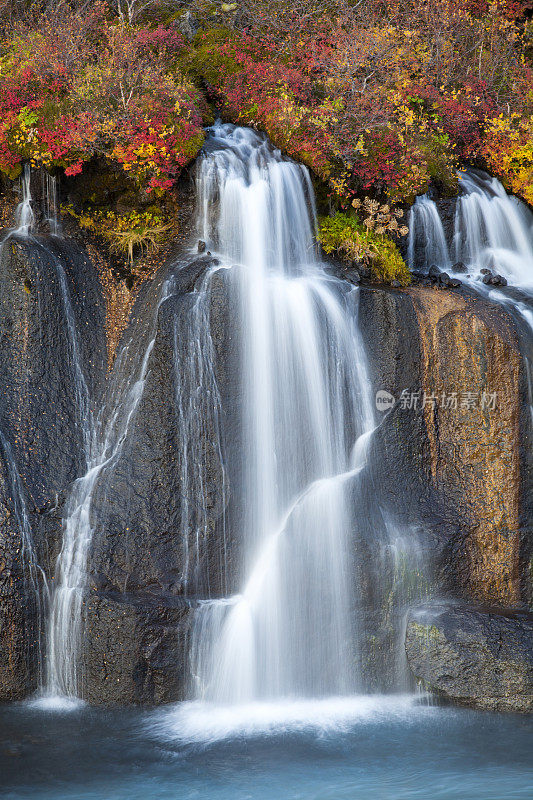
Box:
(406, 602, 533, 712)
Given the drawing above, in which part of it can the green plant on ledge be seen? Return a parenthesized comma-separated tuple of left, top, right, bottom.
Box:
(63, 206, 171, 264)
(318, 211, 411, 285)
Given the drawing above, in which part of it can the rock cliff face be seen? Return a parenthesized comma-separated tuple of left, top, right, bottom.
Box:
(0, 237, 106, 509)
(82, 258, 242, 703)
(0, 234, 106, 700)
(359, 283, 533, 711)
(359, 285, 529, 607)
(0, 460, 36, 699)
(0, 224, 531, 709)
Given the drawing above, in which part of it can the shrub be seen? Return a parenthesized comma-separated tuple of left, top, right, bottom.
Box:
(318, 212, 411, 285)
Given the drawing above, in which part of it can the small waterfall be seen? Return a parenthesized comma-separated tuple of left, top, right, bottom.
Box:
(407, 195, 451, 269)
(13, 164, 35, 236)
(45, 279, 170, 698)
(408, 170, 533, 337)
(188, 124, 384, 704)
(454, 171, 533, 290)
(41, 172, 61, 235)
(172, 278, 229, 593)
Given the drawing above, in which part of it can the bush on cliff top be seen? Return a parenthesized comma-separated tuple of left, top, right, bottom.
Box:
(1, 0, 533, 232)
(0, 8, 207, 192)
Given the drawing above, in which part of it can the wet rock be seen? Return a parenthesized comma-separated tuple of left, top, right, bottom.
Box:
(449, 279, 461, 288)
(406, 603, 533, 712)
(197, 240, 206, 253)
(452, 262, 467, 273)
(359, 286, 525, 606)
(0, 236, 106, 510)
(439, 272, 450, 286)
(0, 458, 38, 700)
(482, 272, 494, 285)
(83, 590, 195, 704)
(428, 265, 440, 280)
(84, 259, 242, 702)
(480, 268, 491, 275)
(490, 274, 508, 287)
(345, 268, 361, 285)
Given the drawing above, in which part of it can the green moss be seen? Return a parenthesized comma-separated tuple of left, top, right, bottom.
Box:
(318, 212, 411, 285)
(177, 28, 243, 87)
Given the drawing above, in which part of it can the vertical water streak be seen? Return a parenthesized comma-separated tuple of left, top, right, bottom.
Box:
(45, 280, 170, 698)
(41, 171, 61, 236)
(407, 195, 451, 269)
(172, 272, 228, 593)
(13, 164, 35, 236)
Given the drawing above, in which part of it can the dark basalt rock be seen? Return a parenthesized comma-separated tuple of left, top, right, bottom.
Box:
(345, 268, 361, 285)
(82, 590, 195, 705)
(0, 236, 106, 510)
(0, 457, 38, 700)
(452, 262, 467, 273)
(0, 234, 106, 699)
(405, 602, 533, 712)
(83, 258, 243, 702)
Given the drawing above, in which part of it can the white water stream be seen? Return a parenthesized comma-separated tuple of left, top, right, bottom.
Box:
(188, 124, 378, 704)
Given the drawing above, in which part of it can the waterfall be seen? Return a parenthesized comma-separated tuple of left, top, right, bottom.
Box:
(409, 170, 533, 288)
(454, 171, 533, 290)
(408, 170, 533, 337)
(407, 195, 451, 269)
(45, 278, 170, 699)
(188, 123, 378, 704)
(13, 164, 35, 236)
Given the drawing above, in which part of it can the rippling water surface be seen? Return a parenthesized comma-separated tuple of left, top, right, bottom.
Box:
(1, 699, 532, 800)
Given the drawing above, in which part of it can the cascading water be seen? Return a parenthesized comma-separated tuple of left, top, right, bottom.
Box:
(408, 169, 533, 291)
(13, 164, 35, 236)
(408, 168, 533, 431)
(187, 124, 378, 705)
(41, 172, 61, 236)
(408, 169, 533, 338)
(408, 195, 451, 270)
(45, 276, 170, 699)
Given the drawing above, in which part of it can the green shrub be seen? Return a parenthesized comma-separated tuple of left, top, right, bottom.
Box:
(318, 212, 411, 285)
